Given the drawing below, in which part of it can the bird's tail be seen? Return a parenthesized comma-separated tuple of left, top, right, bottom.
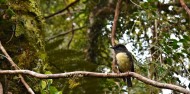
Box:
(123, 77, 132, 87)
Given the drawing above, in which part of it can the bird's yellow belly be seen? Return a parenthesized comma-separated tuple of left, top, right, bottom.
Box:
(116, 53, 131, 72)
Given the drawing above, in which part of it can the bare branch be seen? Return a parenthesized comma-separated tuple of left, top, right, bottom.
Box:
(67, 10, 75, 49)
(44, 0, 80, 19)
(0, 82, 3, 94)
(0, 70, 189, 93)
(0, 42, 19, 69)
(0, 42, 35, 94)
(67, 24, 75, 49)
(111, 0, 122, 46)
(111, 0, 122, 73)
(179, 0, 190, 17)
(46, 26, 85, 41)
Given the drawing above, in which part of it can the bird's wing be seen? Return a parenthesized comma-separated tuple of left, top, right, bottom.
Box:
(127, 51, 135, 72)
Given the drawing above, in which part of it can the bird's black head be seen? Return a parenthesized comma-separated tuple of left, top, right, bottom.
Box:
(111, 44, 127, 53)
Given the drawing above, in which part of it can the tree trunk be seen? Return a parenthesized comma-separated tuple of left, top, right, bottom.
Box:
(0, 0, 46, 93)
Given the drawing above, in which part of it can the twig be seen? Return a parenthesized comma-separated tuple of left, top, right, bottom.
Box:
(179, 57, 190, 75)
(0, 42, 34, 94)
(44, 0, 80, 19)
(179, 0, 190, 17)
(46, 26, 85, 41)
(0, 42, 19, 69)
(129, 0, 142, 8)
(67, 24, 75, 49)
(6, 29, 15, 43)
(0, 70, 189, 93)
(129, 20, 136, 33)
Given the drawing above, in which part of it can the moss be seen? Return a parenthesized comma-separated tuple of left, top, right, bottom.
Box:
(5, 0, 46, 68)
(1, 0, 46, 93)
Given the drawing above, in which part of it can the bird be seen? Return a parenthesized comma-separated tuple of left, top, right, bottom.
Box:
(111, 44, 134, 87)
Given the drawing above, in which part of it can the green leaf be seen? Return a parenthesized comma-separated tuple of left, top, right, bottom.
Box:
(49, 86, 58, 94)
(56, 91, 62, 94)
(47, 79, 53, 84)
(168, 39, 179, 49)
(41, 80, 47, 90)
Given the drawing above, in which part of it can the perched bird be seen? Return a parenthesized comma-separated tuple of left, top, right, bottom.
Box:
(111, 44, 134, 87)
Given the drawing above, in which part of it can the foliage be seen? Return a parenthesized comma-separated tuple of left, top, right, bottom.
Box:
(40, 71, 62, 94)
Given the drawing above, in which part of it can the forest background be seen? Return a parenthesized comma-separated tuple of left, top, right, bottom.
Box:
(0, 0, 190, 94)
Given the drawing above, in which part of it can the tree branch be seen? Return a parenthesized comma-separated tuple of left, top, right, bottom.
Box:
(111, 0, 122, 46)
(46, 26, 85, 41)
(0, 82, 3, 94)
(179, 0, 190, 17)
(0, 42, 35, 94)
(44, 0, 80, 19)
(0, 70, 189, 93)
(67, 26, 74, 49)
(111, 0, 122, 73)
